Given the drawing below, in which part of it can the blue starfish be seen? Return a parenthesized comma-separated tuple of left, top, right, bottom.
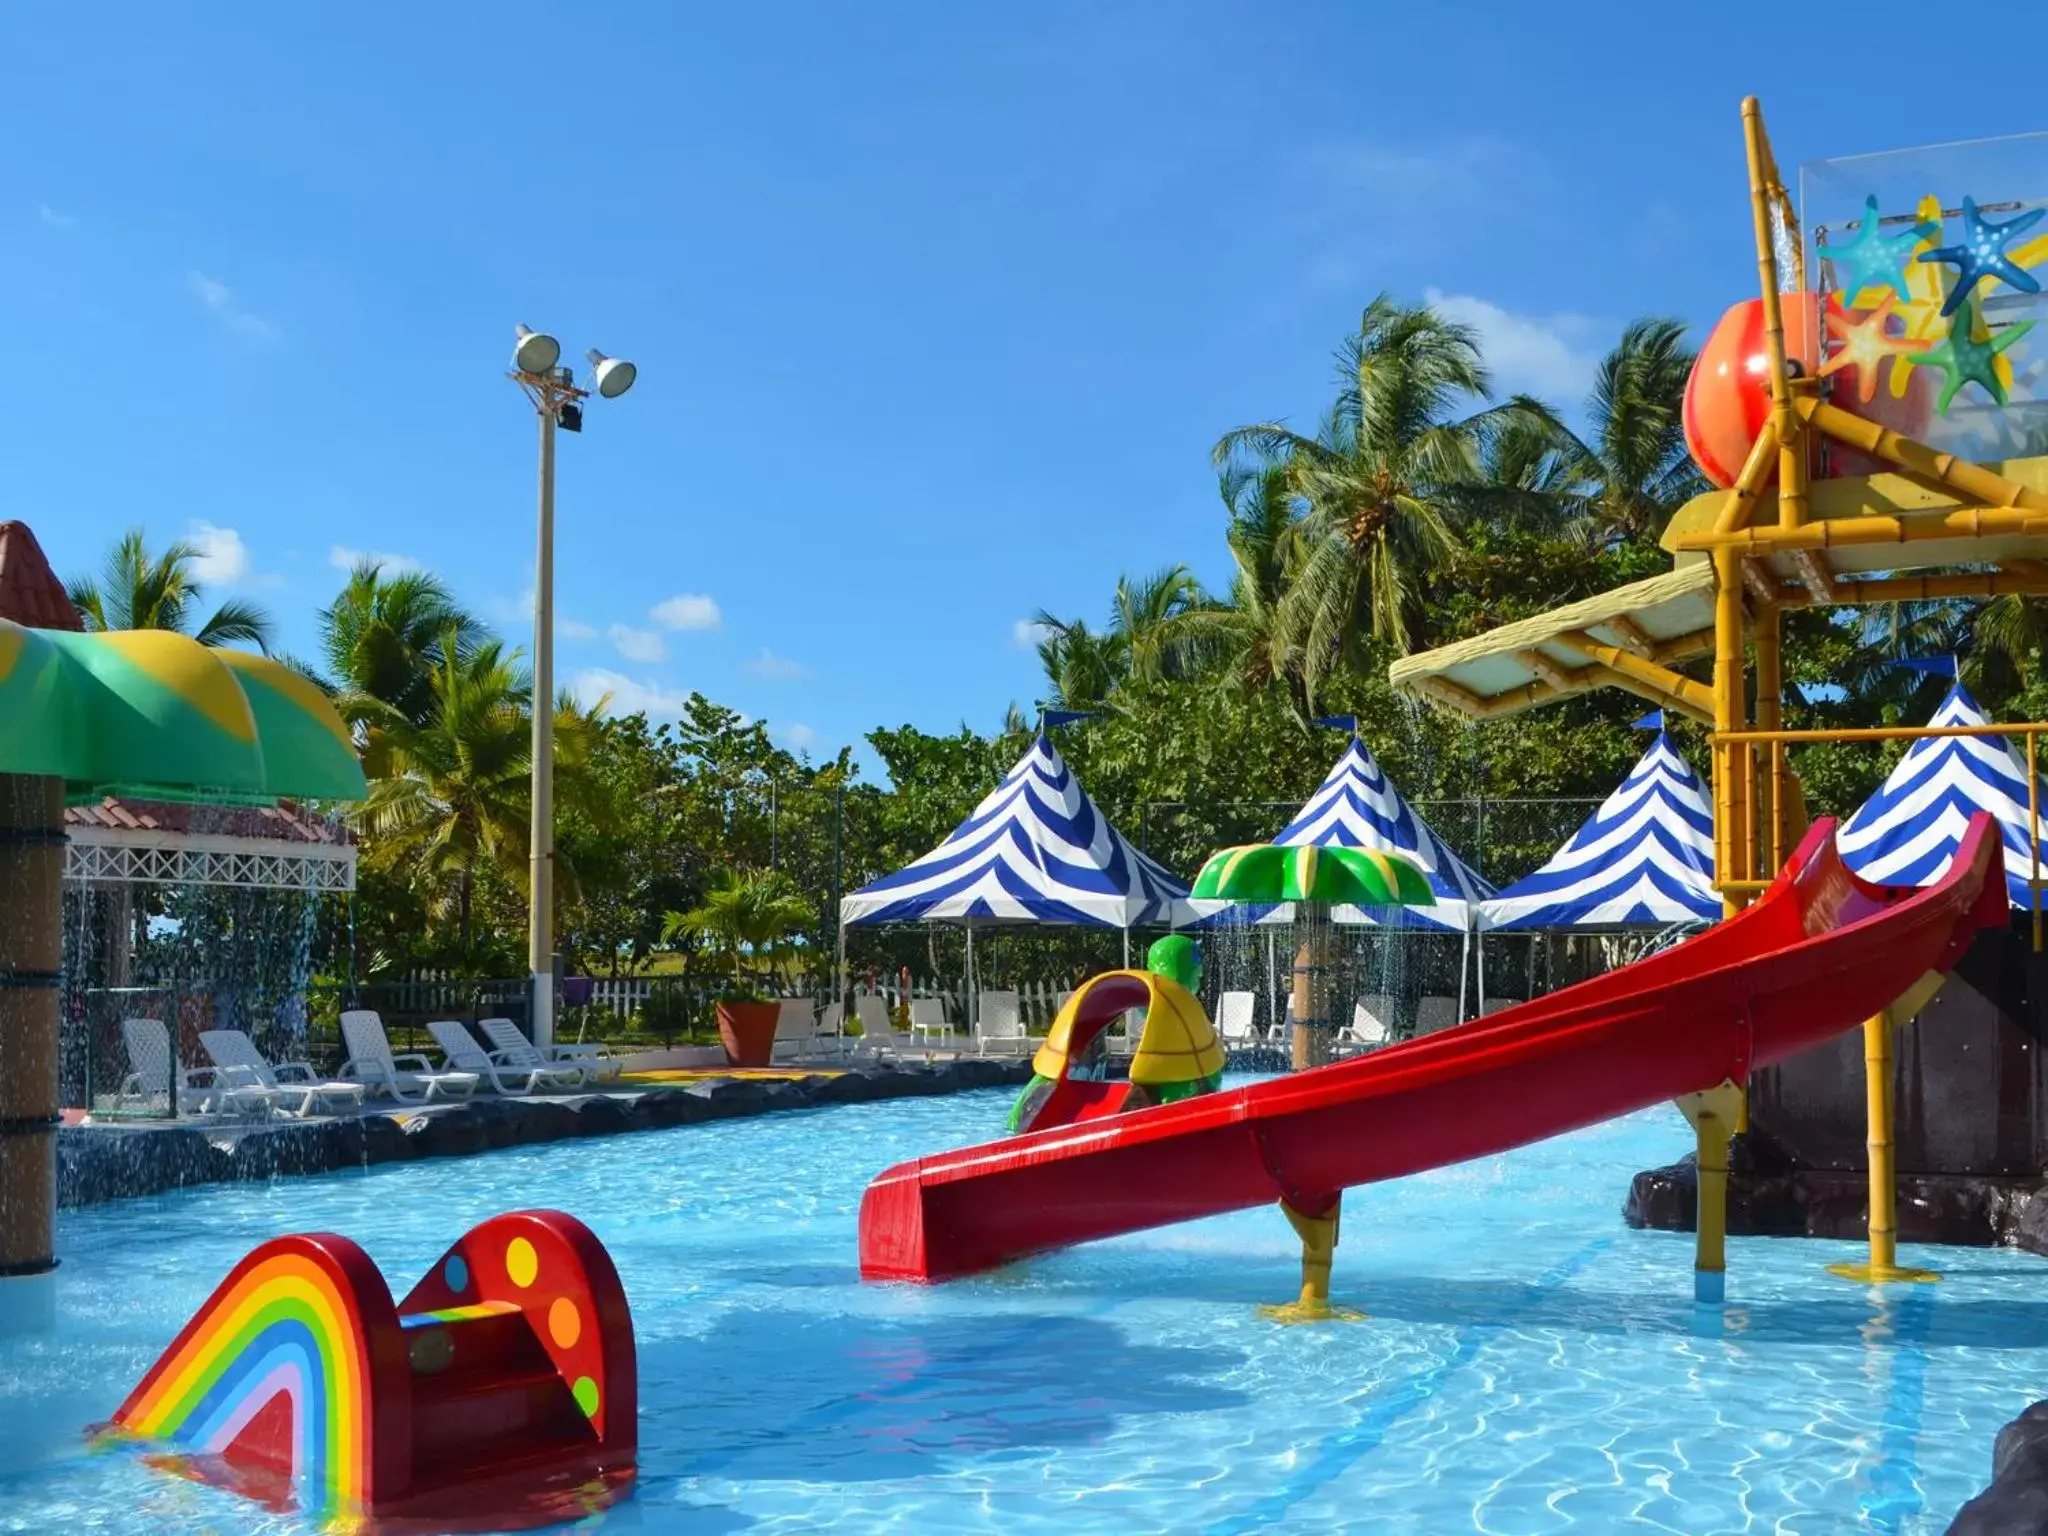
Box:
(1917, 196, 2043, 316)
(1904, 296, 2033, 413)
(1827, 195, 1939, 303)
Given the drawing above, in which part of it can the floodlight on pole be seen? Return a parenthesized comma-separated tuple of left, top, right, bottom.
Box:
(587, 349, 637, 399)
(513, 323, 561, 375)
(505, 325, 637, 1049)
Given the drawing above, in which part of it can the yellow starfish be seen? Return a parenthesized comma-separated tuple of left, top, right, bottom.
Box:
(1822, 295, 1922, 403)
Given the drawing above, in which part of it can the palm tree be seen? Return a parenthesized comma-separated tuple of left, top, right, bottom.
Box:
(1032, 615, 1128, 710)
(1109, 564, 1216, 684)
(662, 869, 817, 989)
(1215, 293, 1547, 698)
(67, 529, 274, 651)
(358, 634, 534, 952)
(1548, 319, 1705, 546)
(1182, 462, 1306, 706)
(321, 560, 488, 729)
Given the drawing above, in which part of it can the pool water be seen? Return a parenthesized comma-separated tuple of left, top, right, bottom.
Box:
(1, 1086, 2042, 1533)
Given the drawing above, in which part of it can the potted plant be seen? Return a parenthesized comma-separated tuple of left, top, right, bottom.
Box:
(663, 869, 817, 1067)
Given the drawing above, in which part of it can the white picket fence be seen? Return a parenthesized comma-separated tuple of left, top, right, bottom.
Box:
(572, 974, 1080, 1033)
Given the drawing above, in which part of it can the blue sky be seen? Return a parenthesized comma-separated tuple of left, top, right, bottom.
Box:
(9, 2, 2037, 778)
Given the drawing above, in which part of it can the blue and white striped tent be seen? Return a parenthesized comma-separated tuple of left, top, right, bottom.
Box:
(1838, 682, 2045, 909)
(1274, 737, 1493, 930)
(1480, 731, 1718, 931)
(839, 733, 1193, 929)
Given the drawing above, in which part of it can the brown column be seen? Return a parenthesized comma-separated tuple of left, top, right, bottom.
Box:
(1290, 900, 1334, 1071)
(0, 775, 63, 1277)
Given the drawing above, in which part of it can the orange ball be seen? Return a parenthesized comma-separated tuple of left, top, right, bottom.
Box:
(1683, 294, 1828, 487)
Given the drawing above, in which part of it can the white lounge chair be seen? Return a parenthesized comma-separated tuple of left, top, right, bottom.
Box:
(199, 1029, 366, 1118)
(974, 990, 1030, 1057)
(1480, 997, 1524, 1017)
(908, 997, 959, 1050)
(117, 1018, 267, 1118)
(1215, 991, 1262, 1048)
(854, 995, 916, 1057)
(339, 1011, 480, 1103)
(770, 998, 824, 1063)
(1334, 1000, 1391, 1057)
(477, 1018, 621, 1083)
(1415, 995, 1462, 1036)
(427, 1020, 583, 1095)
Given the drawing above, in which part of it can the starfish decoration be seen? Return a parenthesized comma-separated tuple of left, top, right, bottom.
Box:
(1821, 296, 1923, 402)
(1827, 195, 1940, 304)
(1904, 296, 2034, 413)
(1916, 195, 2044, 316)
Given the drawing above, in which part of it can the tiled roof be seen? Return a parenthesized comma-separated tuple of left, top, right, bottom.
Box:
(0, 521, 83, 631)
(62, 796, 354, 847)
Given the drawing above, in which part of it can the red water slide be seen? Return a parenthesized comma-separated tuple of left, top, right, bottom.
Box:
(860, 815, 2007, 1282)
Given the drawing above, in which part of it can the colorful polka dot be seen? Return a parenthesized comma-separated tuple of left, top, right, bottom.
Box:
(571, 1376, 600, 1418)
(548, 1296, 582, 1349)
(443, 1254, 469, 1294)
(505, 1237, 538, 1288)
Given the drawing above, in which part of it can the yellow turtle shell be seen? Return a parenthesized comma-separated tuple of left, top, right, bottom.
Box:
(1031, 969, 1225, 1087)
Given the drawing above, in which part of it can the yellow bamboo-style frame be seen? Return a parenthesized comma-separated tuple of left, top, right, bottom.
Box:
(1699, 99, 2048, 919)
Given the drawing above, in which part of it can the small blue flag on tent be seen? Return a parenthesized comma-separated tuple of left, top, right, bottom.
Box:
(1312, 715, 1359, 734)
(1631, 709, 1665, 731)
(1040, 708, 1093, 731)
(1885, 655, 1958, 678)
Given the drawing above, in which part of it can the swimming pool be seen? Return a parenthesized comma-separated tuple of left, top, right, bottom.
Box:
(1, 1086, 2040, 1533)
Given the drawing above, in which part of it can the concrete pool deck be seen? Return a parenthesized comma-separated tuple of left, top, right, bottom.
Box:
(58, 1055, 1035, 1209)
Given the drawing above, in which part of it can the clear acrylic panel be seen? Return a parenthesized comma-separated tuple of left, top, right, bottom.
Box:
(1801, 133, 2048, 472)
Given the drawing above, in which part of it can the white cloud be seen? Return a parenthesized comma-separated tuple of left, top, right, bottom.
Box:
(560, 618, 598, 642)
(570, 668, 693, 719)
(329, 544, 426, 577)
(650, 593, 721, 631)
(37, 204, 75, 232)
(609, 623, 668, 664)
(744, 647, 808, 680)
(776, 721, 820, 752)
(185, 521, 251, 586)
(187, 271, 276, 338)
(1012, 618, 1052, 650)
(1423, 288, 1603, 403)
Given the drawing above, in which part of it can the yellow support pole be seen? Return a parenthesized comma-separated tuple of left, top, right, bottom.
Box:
(1827, 997, 1940, 1285)
(1260, 1197, 1362, 1324)
(1676, 1081, 1745, 1304)
(1754, 603, 1783, 877)
(1712, 547, 1751, 915)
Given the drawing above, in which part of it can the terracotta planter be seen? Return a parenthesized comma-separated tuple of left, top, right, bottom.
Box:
(716, 1000, 781, 1067)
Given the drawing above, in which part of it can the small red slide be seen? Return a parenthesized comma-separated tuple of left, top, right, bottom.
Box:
(860, 815, 2007, 1283)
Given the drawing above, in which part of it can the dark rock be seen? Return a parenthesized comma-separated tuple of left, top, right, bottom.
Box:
(461, 1099, 526, 1151)
(763, 1079, 818, 1111)
(2014, 1189, 2048, 1257)
(571, 1095, 629, 1137)
(514, 1099, 584, 1144)
(810, 1073, 880, 1105)
(625, 1090, 705, 1130)
(358, 1112, 418, 1164)
(1948, 1400, 2048, 1534)
(227, 1118, 367, 1181)
(1627, 1159, 2048, 1249)
(407, 1110, 487, 1160)
(57, 1127, 229, 1206)
(684, 1079, 771, 1117)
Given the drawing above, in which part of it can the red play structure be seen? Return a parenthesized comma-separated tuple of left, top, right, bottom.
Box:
(110, 1209, 636, 1528)
(860, 816, 2006, 1303)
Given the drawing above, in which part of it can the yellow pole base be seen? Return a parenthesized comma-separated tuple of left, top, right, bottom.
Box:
(1258, 1196, 1364, 1324)
(1825, 1260, 1940, 1285)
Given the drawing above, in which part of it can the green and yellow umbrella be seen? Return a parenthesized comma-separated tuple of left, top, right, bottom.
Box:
(0, 619, 364, 802)
(1192, 842, 1434, 907)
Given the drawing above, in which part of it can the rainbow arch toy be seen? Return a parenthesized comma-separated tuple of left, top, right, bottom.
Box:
(109, 1209, 635, 1528)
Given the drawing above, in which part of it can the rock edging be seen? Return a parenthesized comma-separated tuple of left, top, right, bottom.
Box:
(58, 1058, 1033, 1209)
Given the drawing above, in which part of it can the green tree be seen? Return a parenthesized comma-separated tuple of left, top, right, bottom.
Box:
(67, 528, 274, 651)
(1549, 318, 1706, 547)
(663, 869, 817, 990)
(320, 560, 489, 728)
(1215, 293, 1548, 699)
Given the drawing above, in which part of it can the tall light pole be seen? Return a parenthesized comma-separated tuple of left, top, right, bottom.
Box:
(509, 325, 637, 1048)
